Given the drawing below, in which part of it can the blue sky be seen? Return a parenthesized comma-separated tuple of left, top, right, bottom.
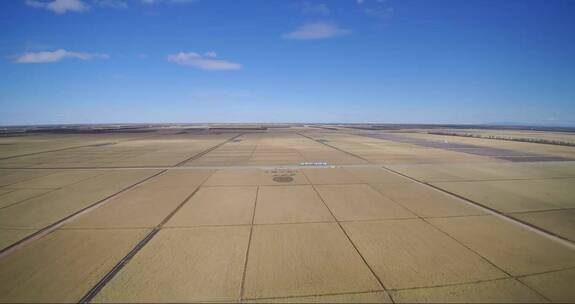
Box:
(1, 0, 574, 125)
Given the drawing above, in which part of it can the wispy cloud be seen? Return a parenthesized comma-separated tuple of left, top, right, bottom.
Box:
(167, 52, 242, 71)
(301, 2, 330, 16)
(283, 22, 350, 40)
(25, 0, 195, 13)
(93, 0, 128, 9)
(141, 0, 196, 4)
(12, 49, 109, 63)
(25, 0, 90, 14)
(357, 0, 394, 20)
(363, 6, 394, 19)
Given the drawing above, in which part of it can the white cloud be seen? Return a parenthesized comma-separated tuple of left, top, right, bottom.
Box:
(357, 0, 394, 19)
(363, 6, 394, 19)
(94, 0, 128, 8)
(283, 22, 350, 40)
(141, 0, 196, 4)
(302, 2, 330, 16)
(12, 49, 109, 63)
(25, 0, 89, 14)
(167, 52, 242, 71)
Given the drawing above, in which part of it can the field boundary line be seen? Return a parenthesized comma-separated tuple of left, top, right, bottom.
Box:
(0, 132, 165, 161)
(0, 142, 117, 161)
(239, 186, 259, 301)
(79, 170, 217, 303)
(300, 170, 394, 303)
(174, 133, 244, 166)
(0, 169, 167, 260)
(297, 132, 372, 163)
(380, 165, 575, 249)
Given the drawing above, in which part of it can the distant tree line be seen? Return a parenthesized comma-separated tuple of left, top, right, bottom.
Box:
(427, 132, 575, 147)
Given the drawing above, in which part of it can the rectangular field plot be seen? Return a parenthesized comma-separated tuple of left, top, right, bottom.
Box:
(166, 186, 257, 227)
(204, 169, 308, 186)
(0, 188, 14, 196)
(0, 229, 149, 303)
(0, 229, 36, 251)
(0, 170, 56, 187)
(519, 268, 575, 303)
(0, 188, 52, 209)
(371, 182, 485, 218)
(65, 170, 213, 229)
(243, 223, 382, 299)
(431, 178, 575, 213)
(94, 226, 250, 303)
(7, 170, 103, 189)
(512, 209, 575, 242)
(0, 170, 158, 231)
(341, 219, 506, 290)
(245, 291, 392, 303)
(391, 278, 545, 303)
(429, 215, 575, 275)
(388, 161, 575, 183)
(254, 185, 334, 224)
(302, 168, 363, 185)
(315, 184, 415, 221)
(344, 167, 412, 185)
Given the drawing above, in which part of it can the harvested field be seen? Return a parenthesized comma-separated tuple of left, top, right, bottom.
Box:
(0, 125, 573, 302)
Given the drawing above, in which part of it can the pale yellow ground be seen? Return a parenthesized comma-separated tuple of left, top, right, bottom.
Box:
(243, 223, 382, 299)
(391, 278, 546, 303)
(512, 209, 575, 242)
(166, 186, 257, 227)
(429, 215, 575, 275)
(94, 227, 250, 303)
(342, 219, 506, 289)
(0, 229, 149, 303)
(0, 128, 574, 303)
(0, 170, 158, 229)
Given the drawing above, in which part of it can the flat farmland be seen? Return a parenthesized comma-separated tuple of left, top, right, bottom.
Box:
(0, 125, 574, 303)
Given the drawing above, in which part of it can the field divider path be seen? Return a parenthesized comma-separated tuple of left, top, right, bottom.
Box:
(0, 142, 118, 161)
(380, 165, 575, 250)
(0, 169, 168, 260)
(0, 132, 162, 161)
(300, 170, 394, 302)
(0, 170, 111, 211)
(174, 133, 245, 167)
(297, 132, 373, 163)
(296, 132, 572, 300)
(361, 182, 551, 301)
(2, 162, 575, 173)
(79, 170, 217, 303)
(239, 186, 259, 302)
(300, 130, 575, 249)
(0, 164, 385, 170)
